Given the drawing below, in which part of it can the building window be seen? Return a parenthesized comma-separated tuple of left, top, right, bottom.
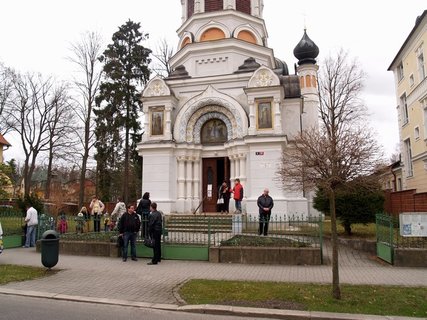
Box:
(409, 74, 414, 87)
(423, 99, 427, 140)
(415, 126, 420, 140)
(204, 0, 223, 12)
(236, 30, 257, 44)
(397, 178, 402, 191)
(236, 0, 251, 14)
(397, 62, 404, 82)
(404, 138, 413, 177)
(400, 93, 408, 125)
(187, 0, 195, 18)
(417, 46, 425, 81)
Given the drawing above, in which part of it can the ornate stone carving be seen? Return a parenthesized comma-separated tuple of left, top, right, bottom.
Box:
(143, 78, 170, 97)
(248, 66, 280, 88)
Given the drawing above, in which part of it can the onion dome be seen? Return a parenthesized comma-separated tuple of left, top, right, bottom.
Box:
(293, 29, 319, 65)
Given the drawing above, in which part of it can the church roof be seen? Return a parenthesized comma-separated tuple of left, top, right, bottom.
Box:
(293, 29, 319, 65)
(0, 134, 11, 146)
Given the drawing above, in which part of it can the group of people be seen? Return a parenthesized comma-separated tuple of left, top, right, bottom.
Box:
(117, 198, 162, 265)
(217, 180, 274, 236)
(217, 178, 244, 214)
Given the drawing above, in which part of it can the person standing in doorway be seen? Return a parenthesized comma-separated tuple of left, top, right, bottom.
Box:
(118, 205, 140, 262)
(89, 195, 105, 232)
(23, 204, 38, 248)
(232, 179, 244, 214)
(218, 181, 231, 214)
(136, 192, 151, 238)
(148, 202, 162, 265)
(257, 188, 274, 236)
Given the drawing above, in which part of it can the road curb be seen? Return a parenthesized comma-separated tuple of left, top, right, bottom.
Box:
(0, 288, 423, 320)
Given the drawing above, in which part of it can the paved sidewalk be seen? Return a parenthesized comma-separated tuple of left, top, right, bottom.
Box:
(1, 243, 426, 306)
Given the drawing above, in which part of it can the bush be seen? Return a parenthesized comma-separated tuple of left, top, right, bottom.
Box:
(314, 181, 384, 235)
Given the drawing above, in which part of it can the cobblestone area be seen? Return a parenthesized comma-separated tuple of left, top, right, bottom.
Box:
(1, 242, 426, 304)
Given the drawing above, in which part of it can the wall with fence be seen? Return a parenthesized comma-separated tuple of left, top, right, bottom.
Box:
(384, 190, 427, 215)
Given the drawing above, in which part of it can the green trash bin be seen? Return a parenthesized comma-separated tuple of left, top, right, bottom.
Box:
(40, 230, 59, 269)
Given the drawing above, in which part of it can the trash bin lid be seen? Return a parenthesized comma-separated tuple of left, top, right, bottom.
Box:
(41, 230, 59, 240)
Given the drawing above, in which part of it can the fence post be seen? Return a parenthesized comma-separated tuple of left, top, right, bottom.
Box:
(319, 215, 323, 265)
(207, 217, 211, 247)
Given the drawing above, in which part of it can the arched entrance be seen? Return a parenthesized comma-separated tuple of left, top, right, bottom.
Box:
(200, 119, 231, 212)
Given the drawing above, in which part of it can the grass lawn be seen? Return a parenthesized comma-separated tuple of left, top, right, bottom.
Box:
(180, 280, 427, 318)
(0, 265, 52, 285)
(323, 220, 376, 239)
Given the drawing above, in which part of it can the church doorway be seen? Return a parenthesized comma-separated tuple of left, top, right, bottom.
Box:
(202, 157, 230, 212)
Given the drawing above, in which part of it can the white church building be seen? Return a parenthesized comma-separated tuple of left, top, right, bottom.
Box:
(138, 0, 320, 216)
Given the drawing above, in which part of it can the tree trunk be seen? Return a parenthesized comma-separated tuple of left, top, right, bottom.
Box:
(44, 146, 54, 200)
(124, 112, 129, 204)
(329, 189, 341, 299)
(79, 117, 91, 208)
(343, 222, 352, 236)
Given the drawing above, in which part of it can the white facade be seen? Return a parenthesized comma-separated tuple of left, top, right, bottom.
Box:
(137, 1, 320, 217)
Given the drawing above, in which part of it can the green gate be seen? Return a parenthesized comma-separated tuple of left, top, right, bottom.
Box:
(376, 213, 394, 264)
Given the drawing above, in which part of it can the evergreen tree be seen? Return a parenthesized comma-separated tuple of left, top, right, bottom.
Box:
(95, 20, 151, 203)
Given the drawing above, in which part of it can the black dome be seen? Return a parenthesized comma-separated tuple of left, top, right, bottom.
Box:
(293, 29, 319, 65)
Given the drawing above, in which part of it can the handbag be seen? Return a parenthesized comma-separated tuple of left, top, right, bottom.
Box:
(217, 197, 224, 205)
(143, 237, 155, 248)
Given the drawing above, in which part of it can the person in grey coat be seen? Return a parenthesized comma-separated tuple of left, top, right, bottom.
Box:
(147, 202, 162, 265)
(257, 188, 274, 236)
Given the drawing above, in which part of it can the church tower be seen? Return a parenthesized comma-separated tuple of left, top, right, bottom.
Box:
(139, 2, 320, 217)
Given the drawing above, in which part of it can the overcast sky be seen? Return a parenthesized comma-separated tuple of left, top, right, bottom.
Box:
(1, 0, 426, 163)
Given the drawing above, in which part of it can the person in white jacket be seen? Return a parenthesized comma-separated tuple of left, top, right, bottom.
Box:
(23, 205, 38, 248)
(110, 197, 126, 230)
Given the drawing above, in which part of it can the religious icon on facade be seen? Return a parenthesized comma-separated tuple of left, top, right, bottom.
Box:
(257, 100, 273, 129)
(201, 119, 227, 144)
(151, 109, 164, 136)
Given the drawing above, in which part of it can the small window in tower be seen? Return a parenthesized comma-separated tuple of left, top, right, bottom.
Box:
(204, 0, 223, 12)
(200, 28, 226, 42)
(236, 0, 251, 14)
(312, 75, 317, 88)
(237, 30, 257, 44)
(300, 77, 305, 88)
(305, 75, 312, 87)
(181, 37, 191, 48)
(187, 0, 195, 18)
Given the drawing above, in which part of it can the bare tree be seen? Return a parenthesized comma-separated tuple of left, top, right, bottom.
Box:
(44, 84, 76, 200)
(151, 38, 174, 78)
(6, 72, 58, 196)
(69, 31, 103, 208)
(278, 50, 383, 299)
(0, 63, 15, 134)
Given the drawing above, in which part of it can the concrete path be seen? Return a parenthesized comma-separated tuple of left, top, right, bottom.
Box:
(1, 242, 426, 306)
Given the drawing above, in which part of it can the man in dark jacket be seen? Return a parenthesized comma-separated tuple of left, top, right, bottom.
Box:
(257, 188, 274, 236)
(148, 202, 162, 265)
(119, 205, 141, 262)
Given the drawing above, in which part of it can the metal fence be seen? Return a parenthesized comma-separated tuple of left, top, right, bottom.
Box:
(0, 206, 24, 236)
(162, 214, 323, 249)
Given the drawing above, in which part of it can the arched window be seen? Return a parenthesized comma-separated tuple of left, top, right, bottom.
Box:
(181, 37, 191, 48)
(305, 75, 311, 87)
(200, 28, 226, 42)
(300, 77, 305, 88)
(237, 30, 257, 44)
(312, 75, 317, 88)
(201, 119, 228, 144)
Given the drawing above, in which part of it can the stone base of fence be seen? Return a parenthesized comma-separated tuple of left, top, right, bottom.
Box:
(36, 241, 120, 258)
(209, 246, 321, 265)
(394, 248, 427, 267)
(335, 237, 376, 255)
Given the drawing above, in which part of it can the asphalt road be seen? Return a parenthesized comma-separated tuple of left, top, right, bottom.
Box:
(0, 294, 271, 320)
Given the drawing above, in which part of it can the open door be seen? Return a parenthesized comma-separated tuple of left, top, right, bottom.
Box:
(202, 158, 229, 212)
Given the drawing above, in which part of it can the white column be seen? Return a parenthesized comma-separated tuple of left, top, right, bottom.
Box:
(193, 158, 200, 212)
(239, 155, 247, 182)
(248, 99, 256, 135)
(235, 157, 241, 178)
(230, 157, 235, 180)
(185, 158, 193, 213)
(165, 106, 172, 140)
(181, 0, 186, 22)
(274, 98, 282, 134)
(195, 0, 202, 13)
(176, 156, 186, 213)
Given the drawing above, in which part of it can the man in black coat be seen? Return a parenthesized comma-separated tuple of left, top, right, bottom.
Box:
(119, 205, 141, 262)
(257, 188, 274, 236)
(148, 202, 163, 265)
